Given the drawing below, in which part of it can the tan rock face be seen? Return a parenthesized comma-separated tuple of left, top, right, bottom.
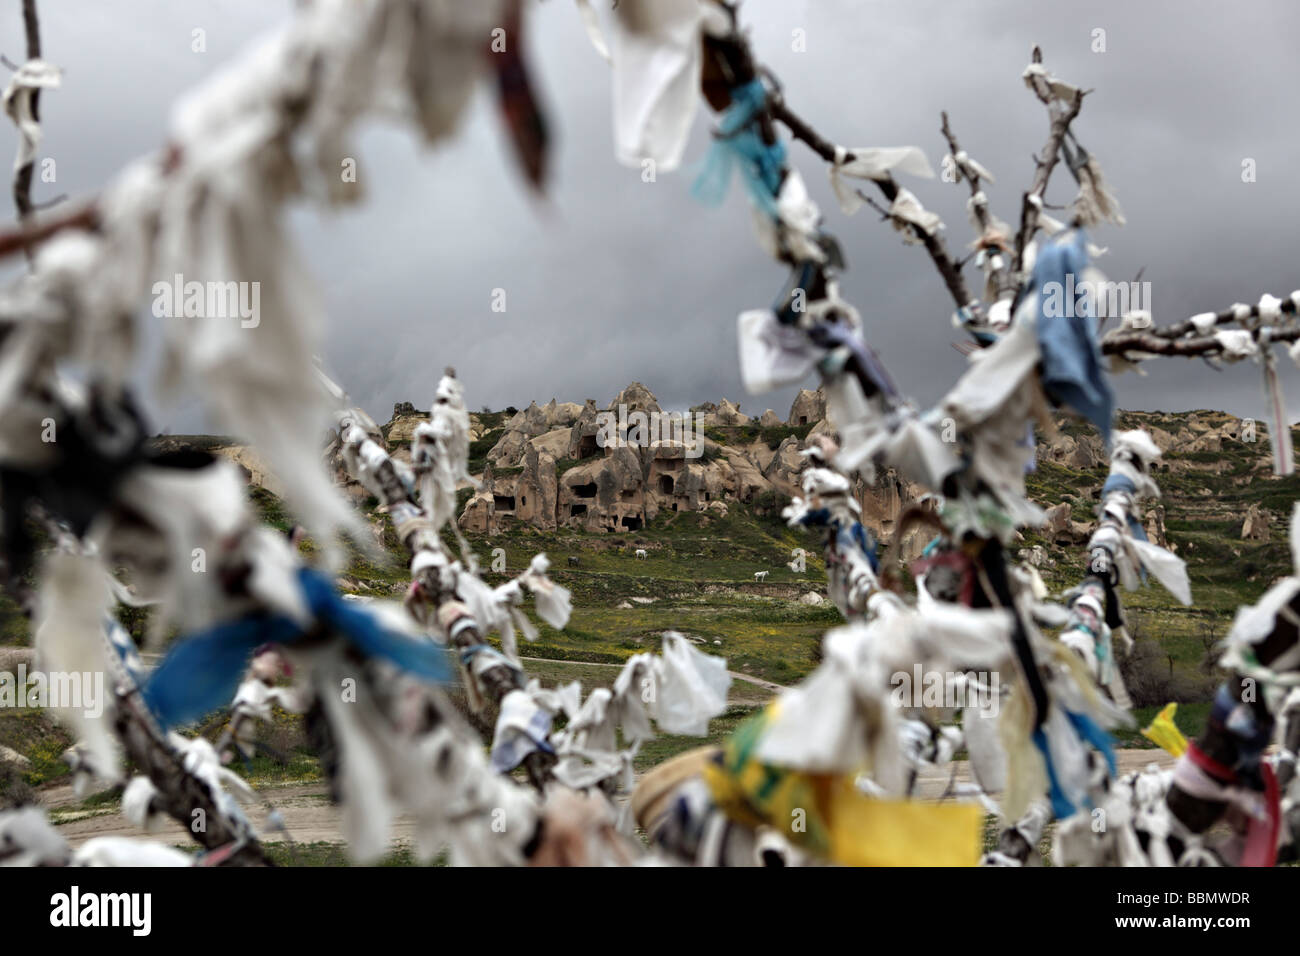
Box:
(1018, 545, 1052, 568)
(457, 374, 923, 540)
(1242, 502, 1271, 541)
(0, 742, 30, 766)
(461, 446, 560, 533)
(386, 413, 431, 444)
(1036, 428, 1105, 470)
(854, 471, 923, 541)
(1043, 502, 1073, 538)
(722, 447, 773, 501)
(609, 382, 662, 417)
(743, 439, 778, 472)
(458, 380, 823, 533)
(1066, 436, 1103, 470)
(645, 446, 733, 518)
(712, 398, 750, 426)
(488, 400, 564, 467)
(487, 430, 529, 467)
(211, 445, 286, 497)
(528, 426, 572, 459)
(558, 444, 646, 532)
(787, 387, 826, 426)
(694, 398, 748, 428)
(645, 444, 692, 516)
(1185, 432, 1222, 454)
(542, 398, 585, 428)
(373, 393, 1226, 552)
(451, 393, 1282, 540)
(1146, 427, 1176, 451)
(565, 399, 604, 461)
(515, 446, 559, 531)
(0, 647, 34, 674)
(763, 436, 806, 496)
(1144, 504, 1168, 548)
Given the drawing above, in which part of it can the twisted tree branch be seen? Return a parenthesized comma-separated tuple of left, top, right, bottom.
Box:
(1012, 47, 1084, 276)
(13, 0, 41, 243)
(768, 96, 976, 314)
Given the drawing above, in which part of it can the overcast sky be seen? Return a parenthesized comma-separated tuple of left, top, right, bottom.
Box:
(4, 0, 1300, 432)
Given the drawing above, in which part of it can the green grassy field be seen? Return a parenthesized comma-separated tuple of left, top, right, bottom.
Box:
(2, 407, 1295, 862)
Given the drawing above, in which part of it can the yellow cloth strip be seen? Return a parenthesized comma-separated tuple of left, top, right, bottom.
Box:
(1140, 702, 1188, 757)
(828, 778, 983, 867)
(704, 702, 983, 865)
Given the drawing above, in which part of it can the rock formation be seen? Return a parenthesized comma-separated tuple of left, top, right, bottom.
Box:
(787, 388, 826, 426)
(459, 383, 821, 534)
(1242, 502, 1270, 541)
(448, 383, 946, 573)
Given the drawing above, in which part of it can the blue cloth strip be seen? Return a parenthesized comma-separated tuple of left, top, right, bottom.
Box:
(1066, 709, 1117, 778)
(142, 567, 449, 729)
(295, 568, 449, 684)
(142, 614, 298, 730)
(1031, 726, 1077, 820)
(691, 79, 786, 218)
(1032, 230, 1114, 444)
(1032, 710, 1118, 820)
(1100, 473, 1135, 496)
(814, 320, 901, 401)
(839, 522, 880, 573)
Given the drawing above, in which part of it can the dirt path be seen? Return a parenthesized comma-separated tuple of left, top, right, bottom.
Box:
(37, 654, 782, 851)
(517, 655, 787, 695)
(46, 781, 358, 848)
(134, 651, 787, 696)
(912, 748, 1178, 799)
(44, 748, 1178, 850)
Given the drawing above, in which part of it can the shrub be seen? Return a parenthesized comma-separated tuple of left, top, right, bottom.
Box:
(1119, 629, 1218, 708)
(0, 762, 35, 808)
(751, 489, 789, 515)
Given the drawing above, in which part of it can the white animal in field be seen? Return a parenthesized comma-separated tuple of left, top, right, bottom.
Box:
(754, 571, 769, 582)
(635, 549, 648, 560)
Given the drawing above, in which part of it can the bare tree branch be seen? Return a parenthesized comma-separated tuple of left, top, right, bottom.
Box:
(1100, 325, 1300, 358)
(940, 110, 1017, 301)
(1101, 294, 1300, 358)
(940, 112, 986, 207)
(12, 0, 42, 262)
(1136, 299, 1297, 342)
(854, 190, 894, 221)
(767, 95, 977, 315)
(0, 202, 98, 259)
(1012, 47, 1084, 275)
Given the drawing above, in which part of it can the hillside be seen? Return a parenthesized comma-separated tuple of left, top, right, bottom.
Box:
(322, 390, 1299, 704)
(2, 394, 1297, 807)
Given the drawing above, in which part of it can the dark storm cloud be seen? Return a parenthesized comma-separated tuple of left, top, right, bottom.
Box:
(4, 1, 1300, 431)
